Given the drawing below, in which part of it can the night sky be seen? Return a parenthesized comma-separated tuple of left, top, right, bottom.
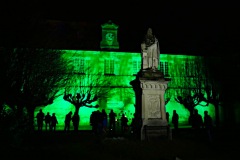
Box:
(1, 1, 239, 56)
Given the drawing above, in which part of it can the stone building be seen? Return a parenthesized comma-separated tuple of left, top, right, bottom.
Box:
(33, 20, 216, 130)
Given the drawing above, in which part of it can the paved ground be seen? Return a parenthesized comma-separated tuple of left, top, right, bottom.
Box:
(1, 127, 239, 160)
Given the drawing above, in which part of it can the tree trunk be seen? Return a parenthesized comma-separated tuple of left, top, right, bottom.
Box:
(73, 105, 80, 131)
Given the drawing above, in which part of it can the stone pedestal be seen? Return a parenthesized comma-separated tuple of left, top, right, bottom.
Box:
(140, 78, 171, 140)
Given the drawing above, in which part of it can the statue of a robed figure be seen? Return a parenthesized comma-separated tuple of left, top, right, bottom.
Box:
(130, 27, 171, 140)
(141, 28, 160, 71)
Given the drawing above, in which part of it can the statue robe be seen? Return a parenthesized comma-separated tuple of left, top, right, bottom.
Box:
(141, 37, 160, 70)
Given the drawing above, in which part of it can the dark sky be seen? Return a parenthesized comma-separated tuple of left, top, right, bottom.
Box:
(1, 1, 240, 56)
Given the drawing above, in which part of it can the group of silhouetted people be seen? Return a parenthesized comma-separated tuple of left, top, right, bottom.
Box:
(90, 109, 134, 137)
(166, 109, 213, 129)
(36, 109, 58, 132)
(63, 111, 80, 132)
(37, 108, 214, 141)
(36, 109, 80, 132)
(166, 109, 214, 141)
(166, 110, 179, 131)
(90, 109, 109, 136)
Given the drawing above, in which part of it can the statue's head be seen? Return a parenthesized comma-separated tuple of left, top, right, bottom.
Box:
(147, 28, 153, 35)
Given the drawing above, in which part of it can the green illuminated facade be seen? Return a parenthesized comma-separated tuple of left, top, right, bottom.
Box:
(34, 20, 215, 130)
(34, 50, 215, 130)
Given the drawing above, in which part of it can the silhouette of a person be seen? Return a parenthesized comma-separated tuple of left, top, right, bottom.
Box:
(191, 109, 203, 138)
(172, 110, 179, 130)
(192, 109, 203, 130)
(36, 109, 45, 132)
(109, 109, 116, 135)
(96, 110, 104, 135)
(101, 109, 108, 133)
(90, 111, 98, 134)
(203, 111, 213, 129)
(64, 111, 72, 132)
(121, 114, 128, 134)
(130, 113, 142, 139)
(166, 112, 170, 123)
(51, 113, 58, 131)
(45, 112, 51, 131)
(204, 111, 213, 142)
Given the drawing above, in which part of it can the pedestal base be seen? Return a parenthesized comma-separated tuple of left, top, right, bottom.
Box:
(141, 118, 172, 140)
(143, 125, 172, 141)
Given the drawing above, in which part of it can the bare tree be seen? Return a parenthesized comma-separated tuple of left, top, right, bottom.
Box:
(0, 48, 70, 133)
(201, 56, 222, 127)
(203, 54, 240, 127)
(170, 55, 235, 127)
(63, 70, 114, 130)
(167, 56, 207, 125)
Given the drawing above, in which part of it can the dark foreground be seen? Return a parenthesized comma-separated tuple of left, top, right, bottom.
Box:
(1, 127, 239, 160)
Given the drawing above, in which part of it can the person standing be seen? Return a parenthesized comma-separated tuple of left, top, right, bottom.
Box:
(90, 111, 98, 134)
(101, 109, 108, 134)
(109, 109, 116, 136)
(36, 109, 45, 132)
(172, 110, 179, 131)
(51, 113, 58, 131)
(121, 113, 128, 134)
(203, 111, 214, 142)
(130, 113, 142, 139)
(203, 111, 213, 129)
(192, 109, 203, 130)
(166, 112, 170, 123)
(64, 111, 72, 132)
(191, 109, 203, 138)
(96, 110, 103, 135)
(45, 112, 51, 131)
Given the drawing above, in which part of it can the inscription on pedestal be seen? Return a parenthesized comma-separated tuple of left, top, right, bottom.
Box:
(147, 95, 161, 118)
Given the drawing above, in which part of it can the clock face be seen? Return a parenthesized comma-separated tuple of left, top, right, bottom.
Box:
(106, 32, 114, 42)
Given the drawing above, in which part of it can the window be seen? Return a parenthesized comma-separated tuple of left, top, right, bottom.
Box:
(185, 61, 194, 77)
(132, 59, 141, 75)
(73, 57, 85, 74)
(160, 62, 169, 76)
(185, 62, 190, 76)
(104, 59, 115, 75)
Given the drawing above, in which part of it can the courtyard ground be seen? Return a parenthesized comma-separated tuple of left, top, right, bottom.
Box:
(1, 126, 239, 160)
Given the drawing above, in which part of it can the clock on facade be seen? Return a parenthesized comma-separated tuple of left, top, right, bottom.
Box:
(106, 32, 114, 45)
(100, 20, 119, 49)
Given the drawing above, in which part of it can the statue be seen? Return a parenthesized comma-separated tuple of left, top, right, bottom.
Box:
(141, 28, 160, 71)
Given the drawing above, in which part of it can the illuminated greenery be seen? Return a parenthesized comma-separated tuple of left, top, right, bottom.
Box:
(34, 50, 215, 130)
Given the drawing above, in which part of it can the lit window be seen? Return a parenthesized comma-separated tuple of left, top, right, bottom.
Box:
(104, 59, 115, 75)
(160, 62, 169, 77)
(73, 57, 85, 74)
(185, 61, 194, 77)
(132, 59, 141, 75)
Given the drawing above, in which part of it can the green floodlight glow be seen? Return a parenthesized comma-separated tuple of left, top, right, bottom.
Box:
(34, 50, 215, 130)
